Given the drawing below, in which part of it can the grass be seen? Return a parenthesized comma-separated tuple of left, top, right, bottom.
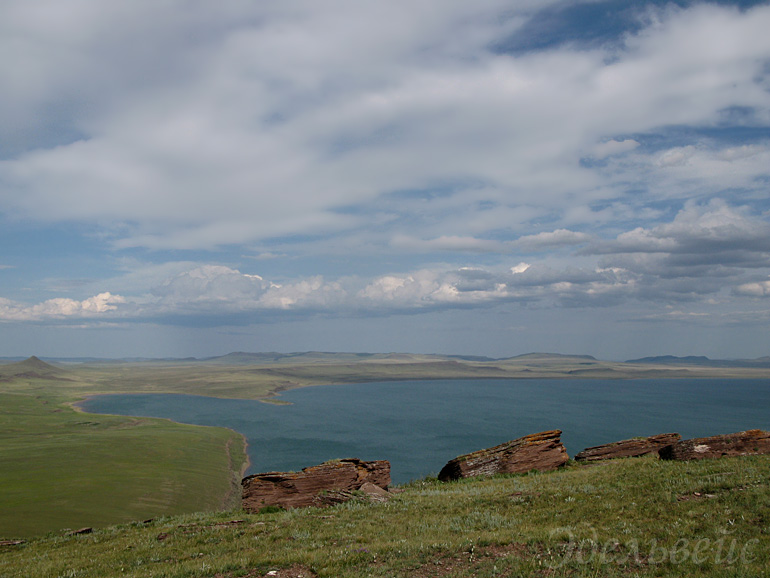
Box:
(0, 454, 768, 577)
(0, 387, 247, 538)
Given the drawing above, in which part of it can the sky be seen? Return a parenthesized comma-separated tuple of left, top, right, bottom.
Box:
(2, 0, 770, 360)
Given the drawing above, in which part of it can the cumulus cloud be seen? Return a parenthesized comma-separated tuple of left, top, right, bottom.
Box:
(0, 292, 125, 322)
(147, 265, 348, 314)
(586, 200, 770, 262)
(135, 262, 645, 317)
(0, 262, 624, 324)
(735, 280, 770, 298)
(571, 200, 770, 303)
(152, 266, 270, 307)
(511, 229, 592, 250)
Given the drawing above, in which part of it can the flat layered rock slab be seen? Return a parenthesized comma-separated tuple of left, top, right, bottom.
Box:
(242, 458, 390, 511)
(659, 429, 770, 461)
(438, 430, 568, 481)
(575, 433, 681, 461)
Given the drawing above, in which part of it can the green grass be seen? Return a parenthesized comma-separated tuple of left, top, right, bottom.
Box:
(1, 455, 768, 577)
(0, 389, 247, 538)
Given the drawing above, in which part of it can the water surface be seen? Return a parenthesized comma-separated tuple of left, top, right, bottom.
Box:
(81, 378, 770, 484)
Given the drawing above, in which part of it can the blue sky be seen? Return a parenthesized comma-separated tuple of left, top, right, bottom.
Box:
(2, 0, 770, 359)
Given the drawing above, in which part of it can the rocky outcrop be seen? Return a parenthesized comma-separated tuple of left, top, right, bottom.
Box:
(241, 458, 390, 510)
(575, 433, 681, 461)
(659, 429, 770, 461)
(438, 430, 568, 481)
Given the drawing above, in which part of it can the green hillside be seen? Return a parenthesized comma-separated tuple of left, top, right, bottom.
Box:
(1, 454, 768, 577)
(0, 383, 247, 539)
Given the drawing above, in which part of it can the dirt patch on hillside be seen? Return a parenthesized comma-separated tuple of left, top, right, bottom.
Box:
(213, 565, 316, 578)
(404, 542, 536, 577)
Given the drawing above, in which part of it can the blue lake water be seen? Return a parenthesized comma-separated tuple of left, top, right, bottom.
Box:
(80, 378, 770, 484)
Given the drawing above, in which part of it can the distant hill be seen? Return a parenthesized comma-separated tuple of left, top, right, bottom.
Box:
(3, 351, 765, 369)
(202, 351, 385, 364)
(626, 355, 770, 368)
(0, 356, 68, 380)
(627, 355, 711, 365)
(201, 351, 500, 365)
(497, 353, 599, 366)
(506, 352, 597, 362)
(444, 354, 498, 362)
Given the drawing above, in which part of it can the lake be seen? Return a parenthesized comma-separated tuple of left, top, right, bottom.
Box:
(80, 378, 770, 484)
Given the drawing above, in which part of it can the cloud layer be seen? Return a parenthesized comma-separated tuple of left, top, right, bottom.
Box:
(2, 2, 769, 251)
(1, 1, 769, 357)
(3, 201, 768, 326)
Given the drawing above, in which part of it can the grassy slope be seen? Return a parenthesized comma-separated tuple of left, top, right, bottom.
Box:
(0, 386, 247, 538)
(1, 455, 768, 577)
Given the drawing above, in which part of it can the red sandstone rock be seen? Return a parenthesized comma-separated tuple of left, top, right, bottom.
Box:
(241, 458, 390, 511)
(438, 430, 568, 481)
(359, 481, 391, 502)
(575, 433, 681, 461)
(658, 429, 770, 461)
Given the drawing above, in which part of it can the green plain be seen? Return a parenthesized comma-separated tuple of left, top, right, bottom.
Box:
(0, 385, 246, 538)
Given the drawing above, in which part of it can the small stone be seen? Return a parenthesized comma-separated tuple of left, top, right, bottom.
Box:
(359, 482, 391, 502)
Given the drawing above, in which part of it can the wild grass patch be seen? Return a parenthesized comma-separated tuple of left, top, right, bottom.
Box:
(6, 453, 768, 577)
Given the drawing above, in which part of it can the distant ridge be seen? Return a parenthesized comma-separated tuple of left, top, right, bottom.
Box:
(626, 355, 770, 368)
(201, 351, 580, 365)
(202, 351, 384, 364)
(0, 356, 67, 380)
(627, 355, 711, 365)
(507, 352, 597, 361)
(2, 351, 766, 368)
(201, 351, 497, 365)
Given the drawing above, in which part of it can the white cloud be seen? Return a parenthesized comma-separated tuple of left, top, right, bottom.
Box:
(389, 229, 591, 254)
(656, 146, 696, 168)
(590, 139, 640, 160)
(390, 235, 503, 253)
(587, 200, 770, 259)
(0, 292, 125, 322)
(512, 229, 592, 250)
(735, 280, 770, 298)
